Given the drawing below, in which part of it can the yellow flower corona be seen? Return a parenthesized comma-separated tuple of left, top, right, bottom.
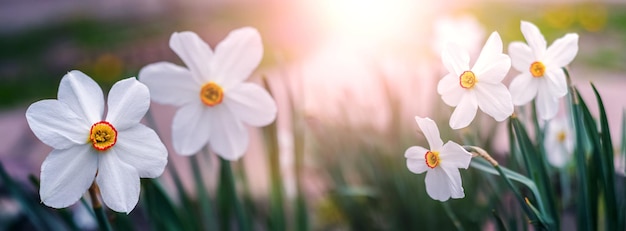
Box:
(89, 121, 117, 151)
(200, 82, 224, 106)
(529, 61, 546, 78)
(557, 130, 567, 143)
(459, 71, 477, 89)
(425, 151, 440, 168)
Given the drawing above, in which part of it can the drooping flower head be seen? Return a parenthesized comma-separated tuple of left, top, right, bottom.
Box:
(25, 71, 168, 213)
(405, 116, 473, 201)
(508, 21, 579, 120)
(544, 116, 574, 168)
(139, 28, 277, 160)
(438, 32, 514, 129)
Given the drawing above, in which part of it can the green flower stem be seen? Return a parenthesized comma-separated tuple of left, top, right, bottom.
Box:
(88, 182, 112, 231)
(191, 154, 218, 230)
(218, 157, 251, 231)
(442, 202, 464, 231)
(466, 146, 547, 229)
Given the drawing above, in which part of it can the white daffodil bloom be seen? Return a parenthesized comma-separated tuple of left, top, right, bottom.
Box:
(25, 71, 167, 213)
(139, 28, 277, 160)
(405, 116, 473, 201)
(508, 21, 579, 120)
(544, 117, 573, 168)
(438, 32, 513, 129)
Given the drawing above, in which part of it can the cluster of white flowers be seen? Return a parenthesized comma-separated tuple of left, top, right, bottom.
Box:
(406, 21, 579, 201)
(26, 28, 275, 213)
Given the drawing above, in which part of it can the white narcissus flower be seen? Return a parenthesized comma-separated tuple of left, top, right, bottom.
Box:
(544, 117, 573, 168)
(508, 21, 579, 120)
(139, 28, 277, 160)
(25, 71, 167, 213)
(404, 116, 473, 201)
(438, 32, 514, 129)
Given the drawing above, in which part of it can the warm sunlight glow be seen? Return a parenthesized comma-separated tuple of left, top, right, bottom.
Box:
(313, 0, 424, 46)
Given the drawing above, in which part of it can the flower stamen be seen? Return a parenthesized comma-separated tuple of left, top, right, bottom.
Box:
(425, 151, 440, 168)
(89, 121, 117, 151)
(459, 71, 477, 89)
(200, 82, 224, 106)
(557, 131, 567, 143)
(530, 61, 546, 78)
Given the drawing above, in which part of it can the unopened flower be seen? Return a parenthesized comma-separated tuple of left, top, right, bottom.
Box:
(544, 116, 573, 168)
(25, 71, 167, 213)
(508, 21, 579, 120)
(438, 32, 513, 129)
(139, 28, 277, 160)
(405, 116, 473, 201)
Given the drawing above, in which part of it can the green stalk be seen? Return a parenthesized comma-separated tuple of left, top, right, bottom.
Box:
(262, 77, 286, 231)
(442, 202, 464, 231)
(191, 153, 218, 230)
(564, 67, 594, 231)
(88, 183, 113, 231)
(218, 157, 251, 231)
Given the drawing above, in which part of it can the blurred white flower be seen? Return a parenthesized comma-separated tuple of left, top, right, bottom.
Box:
(508, 21, 579, 120)
(544, 116, 574, 168)
(438, 32, 513, 129)
(432, 14, 486, 57)
(139, 28, 277, 160)
(405, 116, 472, 201)
(25, 71, 167, 213)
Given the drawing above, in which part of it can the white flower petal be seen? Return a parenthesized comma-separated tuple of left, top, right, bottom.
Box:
(439, 165, 466, 199)
(96, 153, 140, 214)
(405, 146, 429, 174)
(40, 145, 97, 209)
(475, 83, 513, 121)
(210, 106, 249, 161)
(544, 33, 579, 68)
(169, 31, 213, 83)
(543, 68, 568, 98)
(520, 21, 547, 59)
(224, 82, 277, 127)
(211, 27, 263, 90)
(439, 141, 472, 169)
(536, 85, 560, 120)
(449, 94, 478, 129)
(437, 73, 464, 107)
(26, 100, 90, 149)
(441, 43, 470, 76)
(138, 62, 198, 106)
(105, 78, 150, 131)
(57, 70, 104, 124)
(508, 41, 535, 73)
(474, 53, 510, 84)
(115, 124, 168, 178)
(172, 103, 211, 155)
(425, 167, 451, 201)
(415, 116, 443, 150)
(472, 32, 510, 83)
(509, 73, 539, 105)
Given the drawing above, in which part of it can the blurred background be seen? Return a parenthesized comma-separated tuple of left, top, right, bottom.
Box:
(1, 0, 626, 230)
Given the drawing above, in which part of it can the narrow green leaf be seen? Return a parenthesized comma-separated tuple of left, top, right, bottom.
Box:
(492, 210, 508, 231)
(217, 158, 251, 231)
(191, 153, 218, 230)
(442, 202, 464, 231)
(590, 83, 618, 230)
(262, 77, 286, 231)
(569, 86, 595, 231)
(510, 117, 557, 228)
(141, 178, 187, 231)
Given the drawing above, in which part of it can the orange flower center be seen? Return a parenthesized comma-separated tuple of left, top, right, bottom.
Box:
(459, 71, 477, 89)
(89, 121, 117, 151)
(530, 61, 546, 78)
(425, 151, 440, 169)
(557, 131, 567, 143)
(200, 82, 224, 106)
